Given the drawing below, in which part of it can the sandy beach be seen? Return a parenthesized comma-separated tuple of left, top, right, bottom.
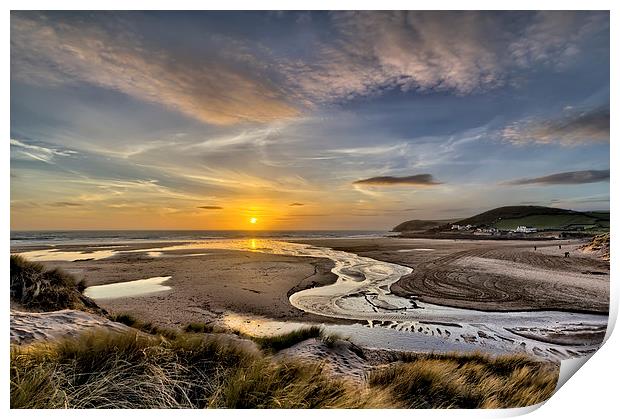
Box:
(15, 230, 609, 360)
(13, 237, 610, 323)
(14, 244, 338, 327)
(293, 237, 609, 314)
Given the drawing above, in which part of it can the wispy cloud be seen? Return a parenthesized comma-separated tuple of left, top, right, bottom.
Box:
(502, 107, 609, 146)
(12, 11, 606, 127)
(10, 138, 78, 163)
(328, 144, 408, 156)
(283, 213, 330, 217)
(549, 196, 609, 205)
(185, 125, 291, 152)
(197, 205, 223, 210)
(11, 13, 298, 125)
(49, 201, 83, 207)
(353, 174, 442, 186)
(289, 202, 304, 206)
(505, 169, 609, 185)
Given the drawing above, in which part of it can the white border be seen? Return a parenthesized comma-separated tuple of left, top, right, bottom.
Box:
(3, 2, 617, 417)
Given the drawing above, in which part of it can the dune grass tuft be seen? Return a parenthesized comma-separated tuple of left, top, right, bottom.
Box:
(10, 330, 392, 409)
(250, 326, 325, 352)
(109, 312, 178, 340)
(10, 327, 559, 409)
(183, 322, 228, 334)
(184, 322, 215, 333)
(10, 255, 103, 314)
(367, 351, 558, 408)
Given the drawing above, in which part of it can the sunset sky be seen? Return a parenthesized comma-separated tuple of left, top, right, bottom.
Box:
(10, 11, 610, 230)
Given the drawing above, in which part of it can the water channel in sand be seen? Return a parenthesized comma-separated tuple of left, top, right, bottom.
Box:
(18, 239, 608, 361)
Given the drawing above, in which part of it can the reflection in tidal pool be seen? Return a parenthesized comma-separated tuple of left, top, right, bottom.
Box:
(84, 276, 172, 299)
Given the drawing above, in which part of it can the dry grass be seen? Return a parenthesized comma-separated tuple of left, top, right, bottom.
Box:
(10, 330, 393, 409)
(10, 255, 103, 314)
(368, 352, 558, 408)
(250, 326, 325, 352)
(108, 313, 178, 340)
(580, 233, 610, 260)
(245, 326, 345, 352)
(10, 326, 559, 409)
(184, 321, 228, 334)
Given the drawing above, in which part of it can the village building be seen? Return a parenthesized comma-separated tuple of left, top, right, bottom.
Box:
(514, 226, 537, 233)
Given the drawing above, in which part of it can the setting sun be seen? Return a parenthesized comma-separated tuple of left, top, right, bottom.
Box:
(250, 217, 257, 224)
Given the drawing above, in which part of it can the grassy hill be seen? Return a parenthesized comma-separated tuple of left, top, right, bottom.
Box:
(456, 206, 608, 231)
(392, 219, 450, 232)
(393, 206, 609, 233)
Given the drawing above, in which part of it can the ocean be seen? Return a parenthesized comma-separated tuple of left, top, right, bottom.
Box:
(10, 230, 391, 247)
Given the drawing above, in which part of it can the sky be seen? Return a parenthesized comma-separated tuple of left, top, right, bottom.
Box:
(10, 11, 610, 230)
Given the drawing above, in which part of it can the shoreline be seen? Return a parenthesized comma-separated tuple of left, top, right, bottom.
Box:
(12, 243, 344, 327)
(10, 236, 609, 360)
(11, 235, 610, 318)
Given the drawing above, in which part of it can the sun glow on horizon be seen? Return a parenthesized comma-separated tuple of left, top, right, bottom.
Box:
(250, 217, 257, 224)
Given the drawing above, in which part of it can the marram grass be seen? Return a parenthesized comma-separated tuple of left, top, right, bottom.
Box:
(10, 327, 559, 409)
(10, 255, 102, 314)
(368, 351, 559, 408)
(10, 330, 390, 409)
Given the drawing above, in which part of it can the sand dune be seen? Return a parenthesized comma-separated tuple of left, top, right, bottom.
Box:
(10, 309, 132, 345)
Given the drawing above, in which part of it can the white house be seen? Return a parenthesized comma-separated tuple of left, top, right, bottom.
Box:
(515, 226, 537, 233)
(451, 224, 473, 231)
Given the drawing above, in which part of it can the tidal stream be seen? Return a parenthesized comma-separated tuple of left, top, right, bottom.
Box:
(19, 239, 608, 361)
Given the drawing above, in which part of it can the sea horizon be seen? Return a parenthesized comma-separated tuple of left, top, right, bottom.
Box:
(10, 229, 391, 247)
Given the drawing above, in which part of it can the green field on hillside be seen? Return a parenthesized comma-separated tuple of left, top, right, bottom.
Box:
(493, 214, 609, 230)
(393, 206, 609, 233)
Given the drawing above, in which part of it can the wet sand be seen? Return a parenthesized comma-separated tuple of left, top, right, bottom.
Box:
(11, 236, 609, 360)
(19, 246, 338, 327)
(13, 237, 609, 327)
(292, 237, 609, 314)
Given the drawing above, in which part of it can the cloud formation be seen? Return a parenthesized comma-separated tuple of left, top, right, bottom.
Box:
(49, 201, 83, 207)
(282, 11, 607, 102)
(503, 107, 610, 146)
(353, 174, 441, 186)
(10, 138, 78, 163)
(505, 169, 609, 185)
(11, 13, 298, 125)
(11, 11, 607, 126)
(9, 12, 610, 229)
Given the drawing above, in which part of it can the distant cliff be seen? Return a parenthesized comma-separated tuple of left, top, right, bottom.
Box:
(393, 206, 609, 233)
(392, 219, 447, 232)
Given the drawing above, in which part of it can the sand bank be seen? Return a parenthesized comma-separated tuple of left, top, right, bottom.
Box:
(19, 245, 338, 327)
(293, 237, 609, 314)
